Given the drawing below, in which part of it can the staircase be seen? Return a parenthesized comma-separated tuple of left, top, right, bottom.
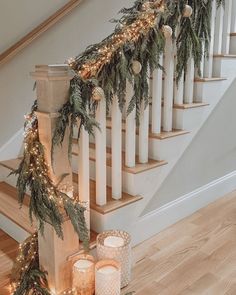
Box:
(0, 1, 236, 245)
(1, 0, 236, 249)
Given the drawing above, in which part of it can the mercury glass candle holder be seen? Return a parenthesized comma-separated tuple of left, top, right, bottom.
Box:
(95, 260, 121, 295)
(72, 254, 95, 295)
(96, 230, 131, 288)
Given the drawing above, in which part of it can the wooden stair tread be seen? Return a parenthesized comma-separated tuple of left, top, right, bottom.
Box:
(0, 159, 143, 216)
(106, 118, 189, 140)
(173, 102, 209, 110)
(148, 129, 189, 139)
(194, 77, 227, 82)
(230, 32, 236, 36)
(0, 229, 18, 295)
(73, 173, 142, 215)
(72, 141, 167, 174)
(0, 182, 34, 234)
(214, 54, 236, 58)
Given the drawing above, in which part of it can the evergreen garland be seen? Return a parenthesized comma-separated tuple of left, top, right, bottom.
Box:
(11, 103, 89, 247)
(11, 233, 50, 295)
(53, 0, 224, 149)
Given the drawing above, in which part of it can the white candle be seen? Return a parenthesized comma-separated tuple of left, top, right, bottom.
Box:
(73, 255, 95, 295)
(95, 260, 121, 295)
(104, 236, 124, 248)
(97, 265, 117, 274)
(74, 259, 94, 269)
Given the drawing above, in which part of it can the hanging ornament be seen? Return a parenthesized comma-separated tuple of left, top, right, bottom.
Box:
(183, 5, 193, 18)
(131, 60, 142, 75)
(92, 87, 105, 101)
(162, 25, 173, 38)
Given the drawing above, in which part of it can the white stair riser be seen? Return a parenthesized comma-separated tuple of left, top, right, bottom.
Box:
(0, 213, 29, 243)
(213, 57, 236, 78)
(173, 107, 208, 130)
(194, 80, 224, 103)
(0, 166, 17, 187)
(71, 154, 165, 196)
(149, 135, 189, 162)
(229, 35, 236, 54)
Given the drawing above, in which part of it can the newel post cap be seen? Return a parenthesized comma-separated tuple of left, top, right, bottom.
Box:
(30, 64, 74, 81)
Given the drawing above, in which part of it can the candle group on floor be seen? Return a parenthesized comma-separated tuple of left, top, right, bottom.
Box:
(72, 230, 131, 295)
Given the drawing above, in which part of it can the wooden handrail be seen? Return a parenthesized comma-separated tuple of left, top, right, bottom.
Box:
(0, 0, 83, 67)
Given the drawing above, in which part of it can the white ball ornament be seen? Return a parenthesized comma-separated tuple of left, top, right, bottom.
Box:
(131, 60, 142, 75)
(183, 5, 193, 18)
(162, 25, 173, 38)
(92, 87, 105, 101)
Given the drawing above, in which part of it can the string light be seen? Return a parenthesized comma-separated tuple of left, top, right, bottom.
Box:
(67, 0, 165, 80)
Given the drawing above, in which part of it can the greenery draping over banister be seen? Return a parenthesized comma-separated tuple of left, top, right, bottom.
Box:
(11, 0, 224, 294)
(53, 0, 224, 150)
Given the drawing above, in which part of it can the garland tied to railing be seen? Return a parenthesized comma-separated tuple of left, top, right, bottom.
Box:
(11, 102, 89, 246)
(12, 0, 224, 294)
(53, 0, 224, 150)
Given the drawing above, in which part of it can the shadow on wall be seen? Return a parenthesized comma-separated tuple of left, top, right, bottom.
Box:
(144, 78, 236, 215)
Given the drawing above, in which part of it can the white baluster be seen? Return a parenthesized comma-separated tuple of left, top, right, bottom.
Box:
(204, 0, 216, 78)
(163, 37, 174, 132)
(95, 98, 107, 206)
(139, 99, 149, 164)
(78, 125, 90, 231)
(125, 81, 136, 168)
(222, 0, 233, 54)
(184, 57, 194, 104)
(174, 26, 184, 104)
(111, 97, 122, 199)
(199, 43, 205, 77)
(231, 0, 236, 32)
(174, 73, 184, 105)
(214, 5, 224, 54)
(151, 55, 163, 134)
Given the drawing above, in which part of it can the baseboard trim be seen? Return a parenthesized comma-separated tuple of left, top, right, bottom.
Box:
(131, 170, 236, 246)
(0, 128, 23, 161)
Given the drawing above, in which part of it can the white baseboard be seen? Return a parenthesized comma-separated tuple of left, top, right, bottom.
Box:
(131, 170, 236, 246)
(0, 128, 23, 161)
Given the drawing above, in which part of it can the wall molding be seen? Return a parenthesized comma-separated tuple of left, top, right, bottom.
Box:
(0, 128, 23, 161)
(131, 170, 236, 245)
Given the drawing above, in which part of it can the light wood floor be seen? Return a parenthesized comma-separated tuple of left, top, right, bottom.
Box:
(122, 190, 236, 295)
(1, 191, 236, 295)
(0, 230, 18, 295)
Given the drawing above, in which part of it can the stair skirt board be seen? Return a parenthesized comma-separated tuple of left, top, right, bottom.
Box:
(130, 170, 236, 246)
(0, 213, 30, 243)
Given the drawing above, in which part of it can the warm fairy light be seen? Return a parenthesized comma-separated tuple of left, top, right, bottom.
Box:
(11, 233, 39, 294)
(68, 0, 165, 80)
(62, 288, 76, 295)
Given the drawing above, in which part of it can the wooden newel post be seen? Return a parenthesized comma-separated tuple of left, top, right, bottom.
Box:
(31, 65, 79, 294)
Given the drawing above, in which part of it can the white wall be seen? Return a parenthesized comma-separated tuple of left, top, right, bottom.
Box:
(0, 0, 67, 52)
(144, 79, 236, 214)
(0, 0, 133, 147)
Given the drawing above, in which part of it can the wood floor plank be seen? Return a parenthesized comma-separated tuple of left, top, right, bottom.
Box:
(122, 191, 236, 294)
(0, 230, 18, 295)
